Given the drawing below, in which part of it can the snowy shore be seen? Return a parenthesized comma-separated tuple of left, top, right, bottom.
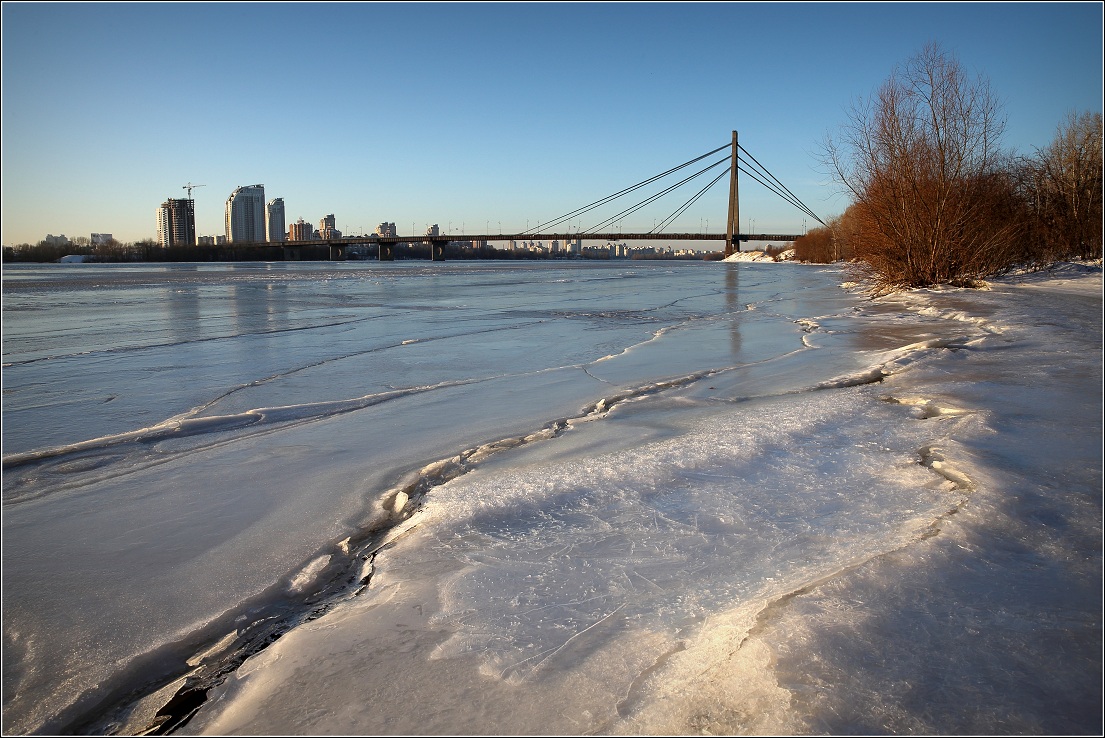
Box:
(2, 260, 1099, 736)
(722, 248, 793, 262)
(178, 263, 1102, 736)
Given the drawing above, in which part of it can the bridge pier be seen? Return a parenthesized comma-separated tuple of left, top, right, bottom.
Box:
(378, 242, 394, 261)
(430, 240, 446, 261)
(725, 130, 740, 257)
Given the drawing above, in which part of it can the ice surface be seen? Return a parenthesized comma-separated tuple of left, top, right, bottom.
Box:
(2, 260, 1100, 736)
(185, 263, 1102, 737)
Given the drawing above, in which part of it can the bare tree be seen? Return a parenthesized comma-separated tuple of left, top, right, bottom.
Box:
(793, 224, 835, 263)
(1020, 111, 1103, 262)
(793, 209, 858, 264)
(822, 42, 1022, 290)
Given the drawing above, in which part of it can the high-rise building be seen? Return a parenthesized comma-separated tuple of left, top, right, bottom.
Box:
(289, 217, 312, 241)
(157, 198, 196, 247)
(375, 222, 396, 237)
(224, 184, 266, 243)
(318, 214, 341, 240)
(266, 198, 286, 243)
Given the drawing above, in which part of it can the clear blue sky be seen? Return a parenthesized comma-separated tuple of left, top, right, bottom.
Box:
(2, 1, 1101, 247)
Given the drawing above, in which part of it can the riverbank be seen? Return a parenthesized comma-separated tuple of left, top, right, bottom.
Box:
(3, 260, 1099, 735)
(179, 263, 1101, 735)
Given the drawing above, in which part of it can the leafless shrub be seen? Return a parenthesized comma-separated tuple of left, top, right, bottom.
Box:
(821, 43, 1024, 291)
(764, 244, 788, 260)
(1015, 110, 1103, 264)
(793, 210, 858, 264)
(793, 226, 835, 263)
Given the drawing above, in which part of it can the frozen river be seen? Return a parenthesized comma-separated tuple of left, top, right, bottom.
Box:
(2, 259, 1101, 735)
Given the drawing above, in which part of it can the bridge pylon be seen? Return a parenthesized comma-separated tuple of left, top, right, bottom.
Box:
(725, 130, 740, 258)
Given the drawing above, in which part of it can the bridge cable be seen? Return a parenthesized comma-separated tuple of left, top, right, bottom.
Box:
(581, 156, 730, 234)
(736, 144, 810, 214)
(738, 163, 826, 225)
(581, 157, 727, 234)
(518, 143, 730, 235)
(651, 167, 731, 234)
(736, 162, 824, 226)
(522, 143, 728, 235)
(737, 144, 827, 226)
(735, 153, 823, 225)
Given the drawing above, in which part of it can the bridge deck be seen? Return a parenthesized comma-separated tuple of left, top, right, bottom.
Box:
(273, 233, 801, 247)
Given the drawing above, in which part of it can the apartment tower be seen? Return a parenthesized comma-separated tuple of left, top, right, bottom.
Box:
(266, 198, 286, 243)
(157, 198, 196, 248)
(224, 184, 266, 243)
(289, 217, 312, 241)
(318, 214, 341, 240)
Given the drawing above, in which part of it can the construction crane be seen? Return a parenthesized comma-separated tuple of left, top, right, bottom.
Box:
(183, 182, 205, 199)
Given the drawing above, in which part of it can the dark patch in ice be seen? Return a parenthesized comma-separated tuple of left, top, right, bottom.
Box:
(147, 686, 210, 735)
(65, 538, 393, 736)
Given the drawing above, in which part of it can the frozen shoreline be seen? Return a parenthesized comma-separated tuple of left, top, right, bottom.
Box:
(181, 265, 1101, 735)
(2, 261, 1100, 736)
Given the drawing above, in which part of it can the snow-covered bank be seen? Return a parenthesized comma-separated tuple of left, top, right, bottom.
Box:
(615, 264, 1103, 735)
(3, 261, 1098, 736)
(177, 265, 1101, 735)
(722, 248, 794, 262)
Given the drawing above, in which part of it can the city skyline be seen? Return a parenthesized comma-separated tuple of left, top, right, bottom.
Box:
(2, 2, 1101, 248)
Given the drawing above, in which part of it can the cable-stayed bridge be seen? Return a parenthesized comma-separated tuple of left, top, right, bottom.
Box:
(275, 132, 823, 261)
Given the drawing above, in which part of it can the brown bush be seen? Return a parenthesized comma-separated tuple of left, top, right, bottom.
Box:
(793, 226, 835, 263)
(822, 43, 1024, 291)
(793, 210, 858, 264)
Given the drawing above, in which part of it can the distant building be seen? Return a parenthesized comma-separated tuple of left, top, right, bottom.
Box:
(375, 222, 396, 237)
(318, 214, 341, 240)
(44, 234, 70, 246)
(289, 217, 312, 241)
(90, 233, 112, 245)
(224, 184, 266, 243)
(266, 198, 286, 243)
(425, 224, 440, 237)
(197, 235, 216, 246)
(157, 198, 196, 247)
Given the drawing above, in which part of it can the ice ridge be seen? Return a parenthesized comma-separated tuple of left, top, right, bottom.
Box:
(60, 369, 727, 735)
